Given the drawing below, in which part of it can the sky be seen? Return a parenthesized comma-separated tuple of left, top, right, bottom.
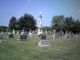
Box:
(0, 0, 80, 27)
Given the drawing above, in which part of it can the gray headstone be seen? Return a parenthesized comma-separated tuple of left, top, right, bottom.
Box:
(41, 40, 48, 45)
(20, 32, 28, 41)
(38, 40, 49, 47)
(8, 33, 14, 38)
(53, 33, 56, 38)
(0, 33, 3, 39)
(64, 33, 69, 38)
(76, 33, 79, 38)
(40, 33, 46, 39)
(0, 33, 8, 39)
(0, 33, 8, 43)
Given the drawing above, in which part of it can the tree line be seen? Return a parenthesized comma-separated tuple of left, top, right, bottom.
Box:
(51, 15, 80, 33)
(0, 13, 80, 34)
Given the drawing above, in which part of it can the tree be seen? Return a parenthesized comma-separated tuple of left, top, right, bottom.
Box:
(72, 20, 80, 33)
(9, 16, 17, 30)
(51, 15, 64, 31)
(18, 13, 37, 31)
(43, 26, 51, 32)
(51, 15, 80, 33)
(63, 16, 74, 31)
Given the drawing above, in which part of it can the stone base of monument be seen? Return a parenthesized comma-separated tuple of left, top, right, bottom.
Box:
(38, 40, 49, 47)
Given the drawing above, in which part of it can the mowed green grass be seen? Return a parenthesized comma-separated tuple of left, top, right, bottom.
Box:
(0, 35, 80, 60)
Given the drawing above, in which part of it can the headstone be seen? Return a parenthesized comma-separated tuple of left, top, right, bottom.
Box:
(2, 32, 8, 38)
(8, 33, 14, 38)
(12, 29, 15, 34)
(0, 33, 8, 43)
(53, 33, 56, 38)
(64, 31, 69, 38)
(64, 33, 69, 38)
(20, 32, 28, 41)
(0, 33, 3, 39)
(38, 33, 49, 47)
(40, 33, 46, 39)
(38, 40, 49, 47)
(17, 31, 19, 35)
(53, 30, 56, 38)
(76, 33, 79, 38)
(20, 35, 27, 40)
(29, 30, 32, 37)
(0, 32, 8, 39)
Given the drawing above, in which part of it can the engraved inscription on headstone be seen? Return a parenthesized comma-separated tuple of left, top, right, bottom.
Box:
(38, 40, 49, 47)
(41, 40, 48, 45)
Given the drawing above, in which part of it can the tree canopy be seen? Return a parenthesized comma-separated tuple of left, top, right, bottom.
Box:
(51, 15, 80, 33)
(9, 16, 17, 30)
(9, 13, 37, 31)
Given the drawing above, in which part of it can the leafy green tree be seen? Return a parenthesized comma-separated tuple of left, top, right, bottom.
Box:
(51, 15, 64, 31)
(63, 16, 74, 31)
(72, 20, 80, 33)
(9, 16, 17, 30)
(51, 15, 80, 33)
(18, 13, 37, 31)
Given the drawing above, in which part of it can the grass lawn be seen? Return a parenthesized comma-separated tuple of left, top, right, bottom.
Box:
(0, 35, 80, 60)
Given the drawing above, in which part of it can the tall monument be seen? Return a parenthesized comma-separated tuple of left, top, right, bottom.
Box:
(37, 12, 43, 36)
(37, 12, 49, 47)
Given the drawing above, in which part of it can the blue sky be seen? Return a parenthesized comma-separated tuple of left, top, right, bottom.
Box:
(0, 0, 80, 27)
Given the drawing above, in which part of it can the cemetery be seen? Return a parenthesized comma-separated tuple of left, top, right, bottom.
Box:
(0, 0, 80, 59)
(0, 33, 80, 60)
(0, 12, 80, 60)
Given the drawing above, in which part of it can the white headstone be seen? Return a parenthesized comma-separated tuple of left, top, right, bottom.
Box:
(29, 30, 32, 37)
(12, 29, 15, 34)
(53, 30, 56, 38)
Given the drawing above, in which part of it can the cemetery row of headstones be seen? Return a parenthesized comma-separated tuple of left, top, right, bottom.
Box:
(52, 30, 80, 38)
(0, 29, 80, 47)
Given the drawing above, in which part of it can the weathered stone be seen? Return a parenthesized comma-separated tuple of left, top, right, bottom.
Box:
(8, 33, 14, 38)
(38, 40, 49, 47)
(20, 35, 27, 41)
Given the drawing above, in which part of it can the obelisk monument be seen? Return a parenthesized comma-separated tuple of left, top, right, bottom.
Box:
(37, 12, 43, 36)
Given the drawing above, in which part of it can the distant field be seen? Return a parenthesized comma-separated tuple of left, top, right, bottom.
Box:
(0, 35, 80, 60)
